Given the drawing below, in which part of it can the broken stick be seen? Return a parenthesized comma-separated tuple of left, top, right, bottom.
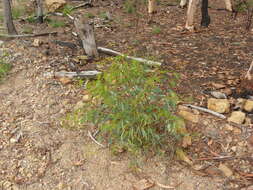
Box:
(88, 131, 106, 148)
(183, 104, 226, 119)
(44, 71, 101, 78)
(245, 60, 253, 80)
(0, 32, 57, 39)
(97, 47, 162, 66)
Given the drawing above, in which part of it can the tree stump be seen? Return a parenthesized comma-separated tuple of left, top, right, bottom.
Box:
(74, 18, 98, 58)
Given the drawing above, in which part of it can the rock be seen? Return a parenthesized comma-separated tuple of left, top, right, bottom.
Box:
(58, 77, 72, 85)
(133, 179, 154, 190)
(205, 166, 223, 176)
(178, 110, 199, 123)
(74, 101, 85, 110)
(45, 0, 66, 12)
(228, 111, 246, 124)
(210, 91, 227, 99)
(177, 105, 190, 111)
(248, 135, 253, 147)
(212, 83, 226, 89)
(218, 164, 233, 177)
(234, 98, 246, 110)
(224, 124, 233, 131)
(243, 100, 253, 112)
(207, 98, 230, 113)
(182, 135, 192, 148)
(82, 94, 91, 102)
(231, 146, 237, 152)
(245, 117, 252, 125)
(32, 39, 41, 47)
(233, 127, 242, 135)
(221, 88, 232, 96)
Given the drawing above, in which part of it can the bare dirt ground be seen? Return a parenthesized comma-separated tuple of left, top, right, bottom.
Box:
(0, 0, 253, 189)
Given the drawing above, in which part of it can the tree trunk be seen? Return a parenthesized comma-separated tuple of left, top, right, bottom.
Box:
(201, 0, 210, 27)
(36, 0, 43, 23)
(246, 7, 253, 30)
(148, 0, 156, 14)
(185, 0, 198, 30)
(224, 0, 233, 11)
(3, 0, 17, 34)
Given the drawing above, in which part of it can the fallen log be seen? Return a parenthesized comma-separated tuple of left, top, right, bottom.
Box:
(44, 71, 101, 78)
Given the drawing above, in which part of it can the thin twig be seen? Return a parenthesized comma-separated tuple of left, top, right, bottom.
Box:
(0, 32, 57, 39)
(88, 131, 106, 148)
(66, 13, 74, 20)
(72, 2, 92, 10)
(156, 182, 175, 189)
(196, 155, 234, 161)
(183, 104, 226, 119)
(245, 60, 253, 80)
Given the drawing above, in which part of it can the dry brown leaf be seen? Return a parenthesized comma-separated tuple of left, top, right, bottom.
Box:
(176, 148, 193, 166)
(182, 135, 192, 148)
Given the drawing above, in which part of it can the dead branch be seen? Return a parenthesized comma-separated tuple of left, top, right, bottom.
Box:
(0, 32, 57, 39)
(72, 2, 93, 10)
(97, 47, 162, 66)
(183, 104, 226, 119)
(196, 155, 234, 161)
(44, 71, 101, 78)
(156, 182, 175, 189)
(88, 131, 106, 148)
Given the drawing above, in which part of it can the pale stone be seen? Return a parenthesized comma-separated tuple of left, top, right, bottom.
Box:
(82, 94, 91, 102)
(207, 98, 230, 113)
(218, 164, 233, 177)
(74, 101, 85, 110)
(58, 77, 72, 85)
(244, 100, 253, 112)
(178, 110, 199, 123)
(228, 111, 246, 124)
(224, 124, 233, 131)
(45, 0, 66, 12)
(32, 39, 41, 47)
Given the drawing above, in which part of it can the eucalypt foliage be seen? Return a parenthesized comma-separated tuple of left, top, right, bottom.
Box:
(83, 57, 184, 154)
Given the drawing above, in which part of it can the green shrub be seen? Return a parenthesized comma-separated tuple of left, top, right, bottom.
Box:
(26, 15, 37, 23)
(84, 12, 95, 19)
(152, 26, 162, 34)
(61, 5, 74, 16)
(123, 0, 137, 14)
(0, 58, 11, 81)
(12, 5, 26, 19)
(48, 19, 66, 28)
(82, 57, 183, 153)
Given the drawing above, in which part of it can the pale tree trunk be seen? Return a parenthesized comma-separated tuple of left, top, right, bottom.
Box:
(36, 0, 43, 23)
(224, 0, 232, 11)
(185, 0, 198, 31)
(3, 0, 17, 34)
(148, 0, 156, 14)
(180, 0, 187, 8)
